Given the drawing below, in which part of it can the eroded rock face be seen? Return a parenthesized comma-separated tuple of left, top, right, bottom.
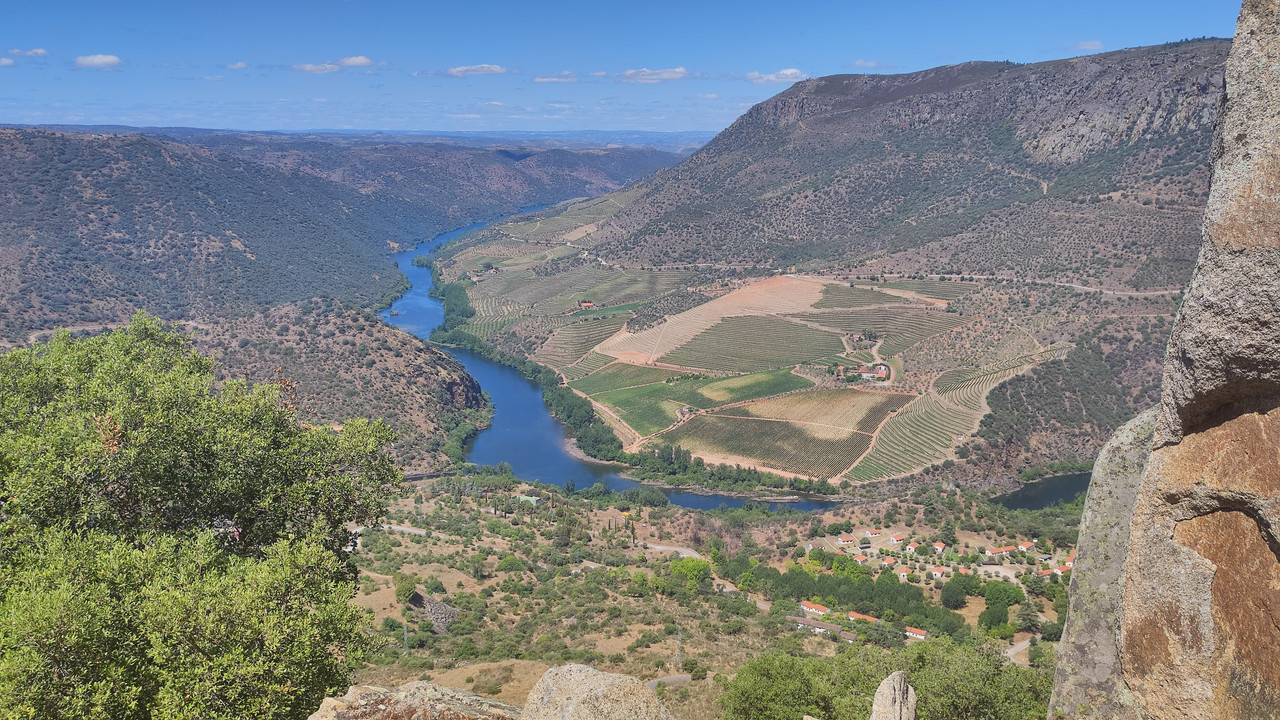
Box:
(869, 671, 917, 720)
(1115, 1, 1280, 718)
(306, 682, 520, 720)
(1050, 410, 1155, 720)
(519, 664, 675, 720)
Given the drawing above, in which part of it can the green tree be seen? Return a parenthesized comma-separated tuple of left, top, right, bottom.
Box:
(0, 314, 400, 557)
(0, 317, 399, 718)
(941, 579, 968, 610)
(979, 601, 1010, 629)
(1016, 604, 1041, 634)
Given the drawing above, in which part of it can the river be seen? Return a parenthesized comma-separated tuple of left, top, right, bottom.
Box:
(381, 219, 840, 513)
(995, 472, 1091, 510)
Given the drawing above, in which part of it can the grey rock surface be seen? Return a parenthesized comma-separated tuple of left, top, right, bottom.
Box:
(1048, 410, 1155, 720)
(520, 664, 675, 720)
(307, 681, 520, 720)
(1155, 0, 1280, 447)
(868, 671, 917, 720)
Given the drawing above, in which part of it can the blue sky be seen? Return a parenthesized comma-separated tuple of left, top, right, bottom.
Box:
(0, 0, 1243, 133)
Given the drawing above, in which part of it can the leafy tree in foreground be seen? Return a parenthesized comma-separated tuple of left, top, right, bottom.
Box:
(0, 315, 400, 719)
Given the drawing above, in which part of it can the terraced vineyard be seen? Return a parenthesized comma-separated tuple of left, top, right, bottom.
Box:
(797, 310, 967, 357)
(560, 352, 616, 381)
(498, 186, 647, 245)
(935, 346, 1071, 411)
(662, 415, 874, 479)
(874, 280, 980, 301)
(533, 317, 628, 370)
(813, 284, 900, 309)
(660, 316, 844, 372)
(845, 394, 976, 482)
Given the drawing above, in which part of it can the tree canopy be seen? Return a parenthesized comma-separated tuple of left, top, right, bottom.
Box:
(0, 315, 400, 718)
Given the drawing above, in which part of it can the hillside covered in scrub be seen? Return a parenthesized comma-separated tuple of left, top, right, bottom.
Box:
(584, 40, 1225, 292)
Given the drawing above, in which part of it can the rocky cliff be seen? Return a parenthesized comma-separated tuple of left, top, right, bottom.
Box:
(1052, 2, 1280, 718)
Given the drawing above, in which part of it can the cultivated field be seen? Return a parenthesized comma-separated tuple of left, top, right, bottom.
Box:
(568, 362, 684, 395)
(659, 316, 845, 372)
(661, 415, 875, 480)
(845, 394, 977, 483)
(797, 309, 967, 357)
(532, 317, 628, 370)
(813, 284, 901, 308)
(874, 279, 980, 301)
(715, 389, 914, 438)
(589, 369, 813, 437)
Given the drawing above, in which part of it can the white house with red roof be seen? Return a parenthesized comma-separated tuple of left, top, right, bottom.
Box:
(931, 567, 946, 579)
(906, 541, 920, 552)
(1065, 549, 1076, 568)
(933, 542, 946, 554)
(865, 529, 883, 538)
(898, 568, 911, 581)
(854, 554, 869, 565)
(838, 535, 857, 545)
(801, 600, 831, 615)
(849, 611, 879, 623)
(986, 545, 1017, 557)
(957, 568, 973, 576)
(1036, 568, 1055, 577)
(1018, 541, 1036, 552)
(904, 626, 928, 640)
(890, 534, 906, 544)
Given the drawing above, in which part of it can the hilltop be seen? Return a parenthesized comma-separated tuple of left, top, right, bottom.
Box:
(584, 40, 1226, 292)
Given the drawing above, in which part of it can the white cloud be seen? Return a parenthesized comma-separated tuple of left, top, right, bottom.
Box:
(10, 48, 48, 57)
(696, 93, 718, 100)
(1077, 40, 1104, 51)
(852, 59, 879, 68)
(590, 71, 607, 77)
(618, 66, 688, 83)
(534, 70, 577, 83)
(338, 55, 373, 67)
(745, 68, 808, 84)
(446, 63, 507, 77)
(295, 62, 340, 74)
(75, 54, 121, 68)
(227, 61, 247, 69)
(0, 58, 13, 67)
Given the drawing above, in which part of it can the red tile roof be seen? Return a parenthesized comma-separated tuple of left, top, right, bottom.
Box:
(848, 611, 879, 623)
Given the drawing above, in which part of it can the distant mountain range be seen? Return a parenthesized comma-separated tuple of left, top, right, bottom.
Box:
(0, 127, 681, 343)
(586, 39, 1228, 291)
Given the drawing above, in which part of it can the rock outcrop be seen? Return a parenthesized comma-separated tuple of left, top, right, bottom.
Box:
(520, 664, 675, 720)
(307, 682, 520, 720)
(1053, 1, 1280, 718)
(1049, 411, 1155, 720)
(869, 671, 917, 720)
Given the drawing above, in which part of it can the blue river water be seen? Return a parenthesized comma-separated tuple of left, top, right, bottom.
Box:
(381, 220, 840, 513)
(994, 471, 1091, 510)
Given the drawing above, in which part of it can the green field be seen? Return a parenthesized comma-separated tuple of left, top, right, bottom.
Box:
(797, 310, 965, 357)
(561, 352, 616, 381)
(498, 187, 646, 245)
(662, 415, 873, 479)
(569, 363, 685, 395)
(845, 394, 977, 482)
(591, 369, 813, 436)
(660, 316, 845, 372)
(935, 346, 1069, 411)
(813, 284, 900, 309)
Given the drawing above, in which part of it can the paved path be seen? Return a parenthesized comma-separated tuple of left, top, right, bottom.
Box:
(1006, 637, 1032, 663)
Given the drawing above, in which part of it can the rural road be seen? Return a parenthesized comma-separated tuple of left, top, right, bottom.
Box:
(1006, 638, 1032, 662)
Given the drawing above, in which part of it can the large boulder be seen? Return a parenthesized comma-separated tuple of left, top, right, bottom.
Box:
(1050, 1, 1280, 718)
(869, 671, 917, 720)
(519, 664, 675, 720)
(1120, 1, 1280, 718)
(307, 681, 520, 720)
(1049, 410, 1155, 720)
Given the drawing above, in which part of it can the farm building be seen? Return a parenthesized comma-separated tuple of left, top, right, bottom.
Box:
(1018, 541, 1036, 552)
(838, 535, 857, 545)
(931, 567, 946, 578)
(849, 611, 879, 623)
(1036, 568, 1056, 578)
(854, 554, 869, 565)
(865, 529, 883, 538)
(986, 545, 1017, 556)
(906, 541, 920, 552)
(1065, 550, 1076, 567)
(905, 627, 928, 640)
(933, 542, 946, 554)
(957, 568, 973, 576)
(801, 601, 831, 616)
(890, 534, 906, 544)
